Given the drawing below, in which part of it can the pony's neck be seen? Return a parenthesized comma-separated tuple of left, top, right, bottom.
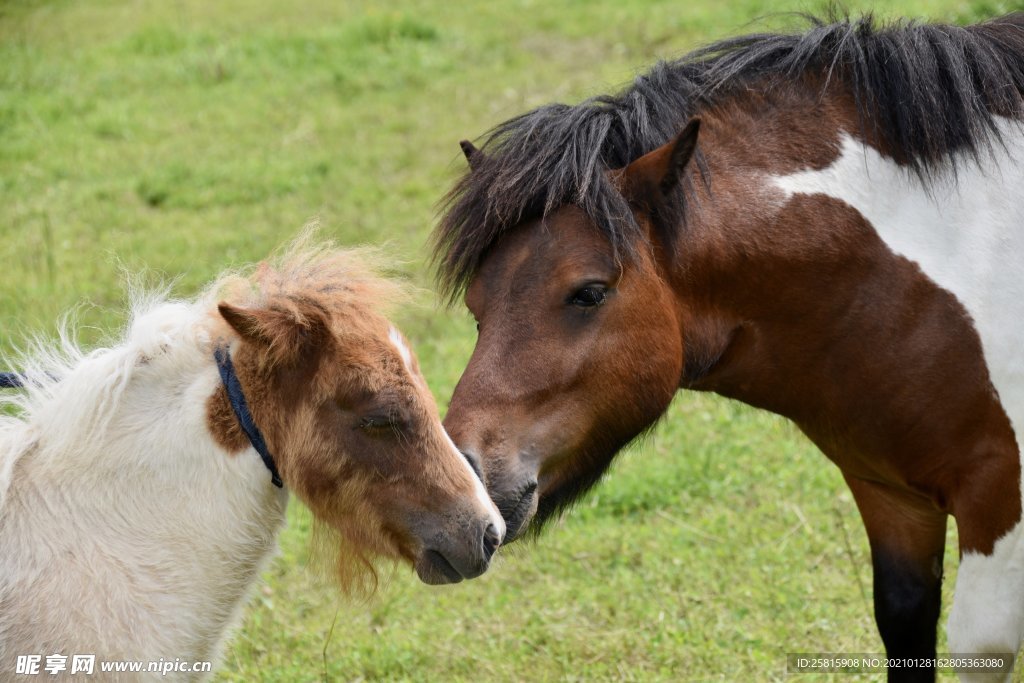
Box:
(0, 300, 288, 665)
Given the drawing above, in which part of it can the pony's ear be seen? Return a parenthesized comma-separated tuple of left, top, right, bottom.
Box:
(218, 301, 329, 363)
(218, 303, 267, 345)
(459, 139, 483, 170)
(618, 118, 700, 199)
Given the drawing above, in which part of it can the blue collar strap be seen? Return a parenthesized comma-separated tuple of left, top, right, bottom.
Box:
(213, 346, 284, 488)
(0, 373, 23, 389)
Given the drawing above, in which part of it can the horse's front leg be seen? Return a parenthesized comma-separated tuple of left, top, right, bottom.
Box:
(845, 475, 947, 683)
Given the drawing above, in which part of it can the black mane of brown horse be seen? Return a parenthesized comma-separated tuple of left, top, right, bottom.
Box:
(434, 12, 1024, 303)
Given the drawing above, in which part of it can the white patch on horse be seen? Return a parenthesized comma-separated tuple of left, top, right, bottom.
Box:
(388, 326, 414, 373)
(772, 118, 1024, 670)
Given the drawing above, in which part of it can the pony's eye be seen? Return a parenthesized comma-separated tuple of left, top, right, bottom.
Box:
(569, 285, 607, 308)
(357, 415, 397, 431)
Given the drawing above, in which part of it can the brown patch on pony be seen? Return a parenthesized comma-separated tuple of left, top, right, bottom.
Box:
(206, 385, 249, 455)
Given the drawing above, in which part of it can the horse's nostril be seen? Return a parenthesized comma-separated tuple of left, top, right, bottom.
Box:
(482, 522, 501, 561)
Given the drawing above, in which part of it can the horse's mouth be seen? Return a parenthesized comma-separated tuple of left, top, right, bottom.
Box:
(415, 549, 464, 585)
(498, 481, 538, 543)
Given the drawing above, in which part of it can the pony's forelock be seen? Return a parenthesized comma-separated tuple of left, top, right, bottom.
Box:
(209, 228, 404, 329)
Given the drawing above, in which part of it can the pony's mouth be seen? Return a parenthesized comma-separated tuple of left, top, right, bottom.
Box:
(415, 549, 464, 585)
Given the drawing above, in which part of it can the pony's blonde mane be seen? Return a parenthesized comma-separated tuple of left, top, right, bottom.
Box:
(0, 284, 194, 510)
(211, 231, 402, 332)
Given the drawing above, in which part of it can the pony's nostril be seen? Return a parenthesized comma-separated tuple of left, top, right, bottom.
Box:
(482, 522, 501, 561)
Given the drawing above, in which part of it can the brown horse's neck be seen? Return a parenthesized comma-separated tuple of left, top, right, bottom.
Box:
(668, 94, 1018, 537)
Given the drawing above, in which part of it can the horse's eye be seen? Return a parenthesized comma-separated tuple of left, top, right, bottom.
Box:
(569, 285, 607, 308)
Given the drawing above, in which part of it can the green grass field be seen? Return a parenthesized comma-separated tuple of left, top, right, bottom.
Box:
(3, 0, 1022, 680)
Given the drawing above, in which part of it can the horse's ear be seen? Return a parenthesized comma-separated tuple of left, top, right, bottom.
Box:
(218, 301, 329, 363)
(619, 118, 701, 199)
(459, 139, 483, 170)
(660, 118, 700, 193)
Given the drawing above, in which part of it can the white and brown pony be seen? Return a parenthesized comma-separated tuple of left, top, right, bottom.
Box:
(0, 239, 503, 678)
(434, 13, 1024, 683)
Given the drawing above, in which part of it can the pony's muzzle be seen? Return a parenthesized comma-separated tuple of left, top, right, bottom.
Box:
(414, 519, 502, 586)
(482, 522, 501, 562)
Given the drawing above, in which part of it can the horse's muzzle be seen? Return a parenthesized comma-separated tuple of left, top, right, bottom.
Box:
(495, 480, 538, 543)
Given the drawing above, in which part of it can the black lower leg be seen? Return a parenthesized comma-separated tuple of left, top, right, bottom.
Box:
(872, 548, 942, 683)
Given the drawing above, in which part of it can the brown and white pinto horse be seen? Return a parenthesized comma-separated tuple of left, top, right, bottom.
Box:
(433, 14, 1024, 682)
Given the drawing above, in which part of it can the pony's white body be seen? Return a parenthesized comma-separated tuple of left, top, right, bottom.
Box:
(0, 298, 287, 679)
(774, 118, 1024, 681)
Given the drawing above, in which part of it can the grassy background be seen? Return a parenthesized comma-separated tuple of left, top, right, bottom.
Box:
(2, 0, 1021, 680)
